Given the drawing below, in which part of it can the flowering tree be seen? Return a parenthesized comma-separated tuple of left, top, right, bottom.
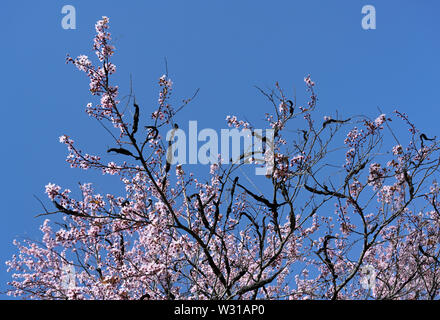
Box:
(7, 17, 440, 300)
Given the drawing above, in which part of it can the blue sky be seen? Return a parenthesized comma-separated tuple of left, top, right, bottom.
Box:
(0, 0, 439, 297)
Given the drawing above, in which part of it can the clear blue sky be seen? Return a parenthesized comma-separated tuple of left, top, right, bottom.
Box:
(1, 0, 439, 297)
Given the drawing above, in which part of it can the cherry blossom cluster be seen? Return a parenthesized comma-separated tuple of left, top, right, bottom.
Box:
(67, 17, 121, 133)
(152, 75, 174, 123)
(7, 17, 440, 301)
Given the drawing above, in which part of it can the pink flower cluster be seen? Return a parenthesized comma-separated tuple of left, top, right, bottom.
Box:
(152, 75, 174, 123)
(368, 163, 386, 190)
(66, 17, 120, 131)
(225, 115, 250, 129)
(7, 17, 440, 301)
